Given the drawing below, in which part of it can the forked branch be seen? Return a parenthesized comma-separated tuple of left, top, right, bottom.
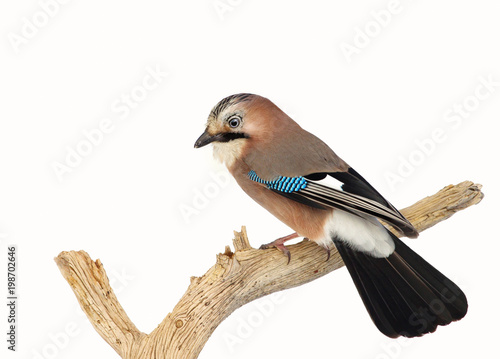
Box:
(55, 181, 483, 359)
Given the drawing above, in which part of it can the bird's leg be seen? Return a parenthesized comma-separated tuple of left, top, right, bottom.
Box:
(259, 232, 299, 264)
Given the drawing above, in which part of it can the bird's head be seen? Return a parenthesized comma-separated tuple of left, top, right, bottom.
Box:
(194, 93, 255, 149)
(194, 93, 266, 166)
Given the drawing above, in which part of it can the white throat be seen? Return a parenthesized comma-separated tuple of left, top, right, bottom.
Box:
(212, 140, 244, 168)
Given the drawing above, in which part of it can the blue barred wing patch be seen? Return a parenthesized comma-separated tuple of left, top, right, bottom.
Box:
(248, 170, 307, 193)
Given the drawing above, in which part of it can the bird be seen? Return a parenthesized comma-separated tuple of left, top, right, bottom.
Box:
(194, 93, 467, 338)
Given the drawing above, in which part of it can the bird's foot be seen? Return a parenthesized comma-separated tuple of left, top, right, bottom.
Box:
(259, 232, 299, 264)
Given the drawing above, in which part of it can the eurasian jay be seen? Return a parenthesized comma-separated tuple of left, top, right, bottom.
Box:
(194, 93, 467, 338)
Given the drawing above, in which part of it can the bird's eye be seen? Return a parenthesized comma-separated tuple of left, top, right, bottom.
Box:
(228, 116, 241, 128)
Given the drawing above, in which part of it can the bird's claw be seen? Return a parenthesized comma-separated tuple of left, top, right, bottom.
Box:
(259, 232, 298, 264)
(259, 241, 291, 264)
(325, 247, 331, 262)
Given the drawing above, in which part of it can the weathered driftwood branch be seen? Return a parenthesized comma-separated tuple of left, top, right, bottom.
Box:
(55, 181, 483, 359)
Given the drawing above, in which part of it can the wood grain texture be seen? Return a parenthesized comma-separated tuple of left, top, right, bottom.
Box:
(55, 181, 483, 359)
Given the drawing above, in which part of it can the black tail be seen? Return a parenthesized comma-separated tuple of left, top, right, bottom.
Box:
(334, 232, 468, 338)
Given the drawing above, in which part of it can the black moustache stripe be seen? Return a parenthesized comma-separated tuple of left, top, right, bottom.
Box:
(217, 132, 249, 142)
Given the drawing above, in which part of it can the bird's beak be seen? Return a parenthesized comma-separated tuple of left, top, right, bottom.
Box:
(194, 129, 216, 148)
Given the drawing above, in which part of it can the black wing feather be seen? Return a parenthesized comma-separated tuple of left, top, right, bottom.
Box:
(329, 168, 417, 238)
(301, 168, 418, 238)
(329, 167, 390, 207)
(292, 180, 417, 238)
(261, 167, 418, 238)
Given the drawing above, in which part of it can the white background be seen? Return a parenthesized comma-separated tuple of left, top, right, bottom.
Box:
(1, 1, 498, 358)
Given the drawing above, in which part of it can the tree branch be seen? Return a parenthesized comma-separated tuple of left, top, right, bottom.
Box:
(54, 181, 483, 359)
